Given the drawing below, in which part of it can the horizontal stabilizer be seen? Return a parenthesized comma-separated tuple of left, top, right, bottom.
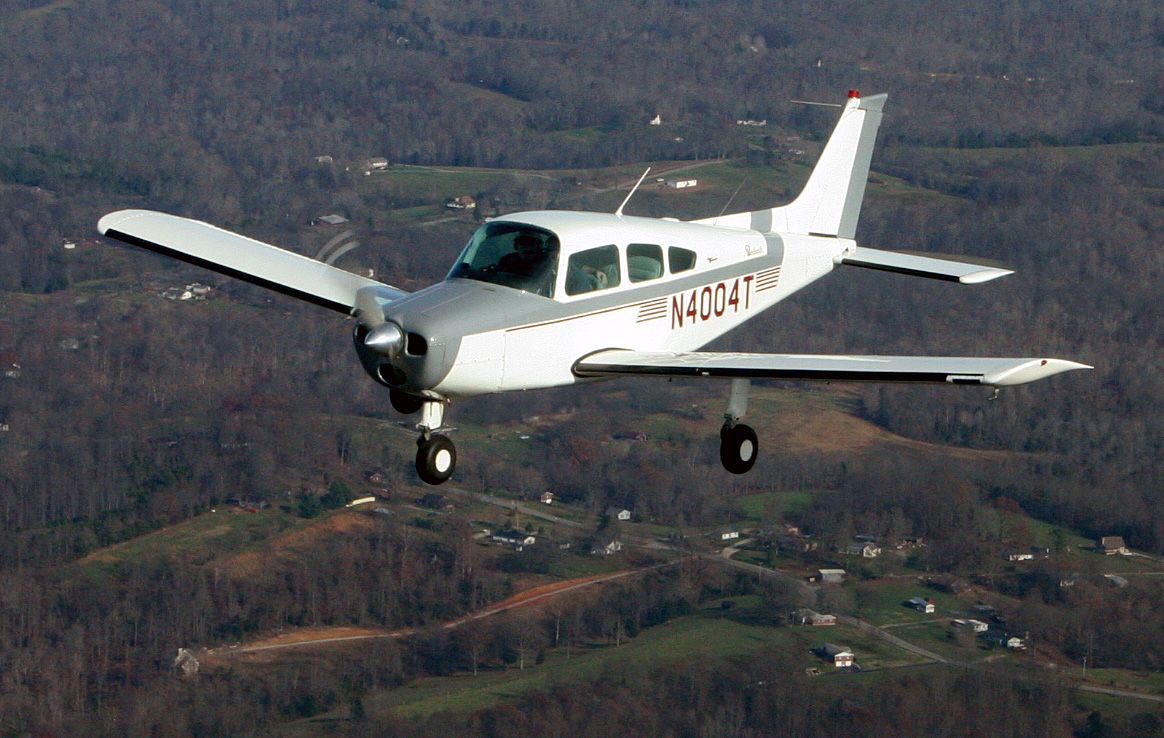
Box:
(839, 247, 1013, 284)
(98, 210, 408, 314)
(575, 350, 1091, 387)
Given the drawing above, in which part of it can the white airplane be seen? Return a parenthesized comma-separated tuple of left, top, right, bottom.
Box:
(98, 90, 1089, 485)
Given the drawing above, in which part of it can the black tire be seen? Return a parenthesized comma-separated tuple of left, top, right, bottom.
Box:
(390, 388, 424, 415)
(720, 423, 759, 475)
(416, 434, 456, 485)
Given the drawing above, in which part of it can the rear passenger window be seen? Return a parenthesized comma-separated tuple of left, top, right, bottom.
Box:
(565, 245, 621, 295)
(669, 247, 697, 274)
(627, 244, 663, 282)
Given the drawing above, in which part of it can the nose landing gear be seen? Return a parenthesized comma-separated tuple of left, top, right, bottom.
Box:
(414, 398, 457, 485)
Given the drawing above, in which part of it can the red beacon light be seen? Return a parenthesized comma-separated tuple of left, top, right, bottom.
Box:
(847, 89, 861, 98)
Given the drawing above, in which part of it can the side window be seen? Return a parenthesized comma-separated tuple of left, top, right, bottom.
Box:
(627, 243, 664, 283)
(565, 245, 621, 296)
(669, 247, 697, 274)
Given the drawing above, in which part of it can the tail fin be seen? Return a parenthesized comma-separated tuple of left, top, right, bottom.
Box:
(696, 91, 886, 237)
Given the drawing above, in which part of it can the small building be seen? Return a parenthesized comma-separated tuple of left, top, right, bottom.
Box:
(605, 506, 632, 522)
(1006, 637, 1026, 650)
(818, 643, 854, 668)
(364, 157, 389, 171)
(312, 214, 349, 226)
(1100, 536, 1128, 555)
(716, 526, 741, 541)
(445, 195, 476, 210)
(492, 529, 536, 549)
(590, 538, 623, 556)
(844, 542, 881, 558)
(666, 178, 698, 189)
(314, 155, 334, 165)
(792, 609, 836, 626)
(953, 618, 989, 633)
(1008, 553, 1034, 562)
(540, 491, 555, 505)
(818, 568, 846, 584)
(906, 597, 935, 614)
(649, 114, 662, 125)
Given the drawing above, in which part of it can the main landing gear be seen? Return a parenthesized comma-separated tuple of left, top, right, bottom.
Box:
(394, 391, 457, 485)
(719, 378, 759, 475)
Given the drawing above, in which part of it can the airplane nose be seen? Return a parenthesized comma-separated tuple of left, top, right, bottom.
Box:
(364, 321, 405, 358)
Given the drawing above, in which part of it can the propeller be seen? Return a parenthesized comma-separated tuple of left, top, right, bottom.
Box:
(354, 286, 404, 358)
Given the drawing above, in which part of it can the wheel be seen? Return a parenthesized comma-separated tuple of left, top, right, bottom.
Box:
(416, 434, 456, 485)
(720, 423, 758, 475)
(390, 388, 423, 415)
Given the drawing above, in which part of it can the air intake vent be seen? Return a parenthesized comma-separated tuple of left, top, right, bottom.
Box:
(406, 333, 428, 356)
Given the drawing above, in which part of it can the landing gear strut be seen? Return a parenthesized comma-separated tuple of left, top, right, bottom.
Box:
(414, 398, 456, 485)
(719, 378, 759, 475)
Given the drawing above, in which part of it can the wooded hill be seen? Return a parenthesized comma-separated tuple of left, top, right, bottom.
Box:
(0, 0, 1162, 735)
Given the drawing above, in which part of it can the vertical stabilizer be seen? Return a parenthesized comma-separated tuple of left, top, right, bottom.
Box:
(696, 91, 886, 238)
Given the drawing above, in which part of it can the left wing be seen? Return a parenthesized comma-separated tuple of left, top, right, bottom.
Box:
(574, 350, 1091, 387)
(99, 209, 407, 314)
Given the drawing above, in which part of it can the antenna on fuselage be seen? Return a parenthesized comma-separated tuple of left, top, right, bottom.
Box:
(615, 167, 651, 217)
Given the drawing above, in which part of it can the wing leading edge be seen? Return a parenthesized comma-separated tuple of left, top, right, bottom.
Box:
(574, 350, 1091, 387)
(98, 209, 408, 314)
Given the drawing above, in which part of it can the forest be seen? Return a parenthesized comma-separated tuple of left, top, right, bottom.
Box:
(1, 0, 1163, 735)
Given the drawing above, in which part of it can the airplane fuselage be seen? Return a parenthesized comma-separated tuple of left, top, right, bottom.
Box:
(372, 211, 850, 399)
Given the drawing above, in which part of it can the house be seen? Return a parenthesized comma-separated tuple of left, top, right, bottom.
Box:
(590, 538, 623, 556)
(792, 609, 836, 626)
(540, 491, 555, 505)
(1100, 536, 1128, 555)
(843, 542, 881, 558)
(953, 618, 989, 633)
(716, 526, 741, 541)
(818, 643, 854, 668)
(605, 506, 632, 522)
(364, 157, 389, 171)
(818, 568, 846, 584)
(445, 195, 476, 210)
(649, 114, 662, 125)
(1006, 637, 1026, 650)
(906, 597, 935, 614)
(314, 155, 334, 165)
(492, 529, 536, 548)
(897, 535, 925, 549)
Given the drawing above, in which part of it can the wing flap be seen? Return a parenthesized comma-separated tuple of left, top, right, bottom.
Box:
(839, 247, 1012, 284)
(575, 350, 1090, 387)
(99, 209, 408, 314)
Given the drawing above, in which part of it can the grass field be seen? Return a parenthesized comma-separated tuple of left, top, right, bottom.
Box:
(77, 506, 309, 571)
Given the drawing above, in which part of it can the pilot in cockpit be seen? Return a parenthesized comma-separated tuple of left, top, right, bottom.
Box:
(497, 232, 556, 295)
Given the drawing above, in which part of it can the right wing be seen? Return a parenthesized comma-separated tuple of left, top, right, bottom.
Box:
(98, 209, 408, 314)
(575, 350, 1091, 387)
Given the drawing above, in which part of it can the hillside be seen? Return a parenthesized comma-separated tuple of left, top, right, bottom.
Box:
(1, 1, 1163, 735)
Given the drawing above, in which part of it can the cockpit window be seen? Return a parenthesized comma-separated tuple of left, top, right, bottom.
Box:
(448, 222, 559, 297)
(565, 244, 621, 296)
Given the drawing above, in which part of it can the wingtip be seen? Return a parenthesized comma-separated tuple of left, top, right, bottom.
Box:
(958, 267, 1014, 284)
(985, 358, 1093, 386)
(97, 209, 146, 236)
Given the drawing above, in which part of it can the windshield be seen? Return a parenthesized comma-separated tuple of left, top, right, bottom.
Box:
(448, 222, 559, 297)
